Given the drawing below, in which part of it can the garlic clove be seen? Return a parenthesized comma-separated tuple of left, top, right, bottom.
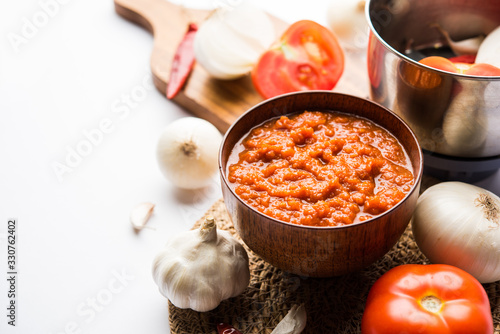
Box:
(271, 304, 307, 334)
(432, 24, 484, 56)
(130, 202, 155, 231)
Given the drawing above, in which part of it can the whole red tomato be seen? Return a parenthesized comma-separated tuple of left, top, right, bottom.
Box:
(252, 20, 344, 99)
(362, 264, 493, 334)
(419, 56, 500, 76)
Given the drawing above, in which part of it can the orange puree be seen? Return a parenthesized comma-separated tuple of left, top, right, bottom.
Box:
(227, 111, 414, 227)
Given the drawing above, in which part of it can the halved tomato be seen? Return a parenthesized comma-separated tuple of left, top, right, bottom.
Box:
(252, 20, 344, 99)
(419, 56, 500, 76)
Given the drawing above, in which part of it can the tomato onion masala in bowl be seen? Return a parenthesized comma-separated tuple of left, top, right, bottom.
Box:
(219, 91, 423, 277)
(227, 110, 414, 227)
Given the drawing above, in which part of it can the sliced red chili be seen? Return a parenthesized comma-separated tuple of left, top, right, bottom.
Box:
(166, 23, 198, 99)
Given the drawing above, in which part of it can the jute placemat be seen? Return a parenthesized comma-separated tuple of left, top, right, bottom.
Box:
(168, 176, 500, 333)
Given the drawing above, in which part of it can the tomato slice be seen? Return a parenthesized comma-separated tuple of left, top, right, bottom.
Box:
(252, 20, 344, 99)
(362, 264, 493, 334)
(419, 56, 500, 76)
(419, 56, 459, 73)
(465, 63, 500, 76)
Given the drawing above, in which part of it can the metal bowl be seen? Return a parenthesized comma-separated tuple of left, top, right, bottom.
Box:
(366, 0, 500, 159)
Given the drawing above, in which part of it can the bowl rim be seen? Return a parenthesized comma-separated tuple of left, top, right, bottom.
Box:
(218, 90, 424, 231)
(364, 0, 500, 80)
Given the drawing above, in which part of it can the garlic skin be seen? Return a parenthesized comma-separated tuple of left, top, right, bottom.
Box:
(271, 304, 307, 334)
(156, 117, 222, 189)
(152, 217, 250, 312)
(412, 182, 500, 283)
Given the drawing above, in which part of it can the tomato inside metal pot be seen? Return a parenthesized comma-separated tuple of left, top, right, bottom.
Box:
(366, 0, 500, 160)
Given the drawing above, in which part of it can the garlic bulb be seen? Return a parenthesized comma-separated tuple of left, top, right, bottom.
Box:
(156, 117, 222, 189)
(152, 216, 250, 312)
(194, 3, 275, 79)
(412, 182, 500, 283)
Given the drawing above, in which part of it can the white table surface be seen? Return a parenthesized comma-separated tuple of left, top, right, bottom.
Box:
(1, 1, 499, 333)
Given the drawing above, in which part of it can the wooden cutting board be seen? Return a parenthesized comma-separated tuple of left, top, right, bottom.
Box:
(114, 0, 369, 132)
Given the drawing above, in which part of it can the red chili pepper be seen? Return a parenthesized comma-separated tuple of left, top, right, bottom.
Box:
(166, 23, 198, 99)
(216, 323, 243, 334)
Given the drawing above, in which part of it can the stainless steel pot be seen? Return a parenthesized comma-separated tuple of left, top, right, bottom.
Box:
(366, 0, 500, 158)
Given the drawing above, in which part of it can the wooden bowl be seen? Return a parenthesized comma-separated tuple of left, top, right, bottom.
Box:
(219, 91, 423, 277)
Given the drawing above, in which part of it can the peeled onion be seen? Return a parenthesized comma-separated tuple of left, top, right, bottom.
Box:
(194, 3, 276, 79)
(476, 25, 500, 68)
(156, 117, 222, 189)
(412, 182, 500, 283)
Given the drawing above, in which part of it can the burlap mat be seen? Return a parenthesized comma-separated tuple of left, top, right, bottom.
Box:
(168, 176, 500, 333)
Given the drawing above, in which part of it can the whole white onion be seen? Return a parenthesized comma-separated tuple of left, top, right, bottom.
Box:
(412, 182, 500, 283)
(156, 117, 222, 189)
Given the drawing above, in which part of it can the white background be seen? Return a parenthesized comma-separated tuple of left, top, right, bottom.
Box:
(1, 0, 500, 333)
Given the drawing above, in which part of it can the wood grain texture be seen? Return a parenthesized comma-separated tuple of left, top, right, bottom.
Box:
(219, 92, 423, 277)
(114, 0, 370, 132)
